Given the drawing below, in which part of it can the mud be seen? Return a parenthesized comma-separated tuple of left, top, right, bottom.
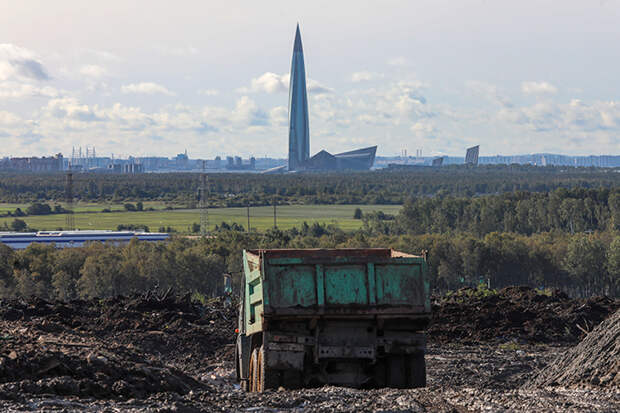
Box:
(428, 286, 618, 344)
(0, 287, 617, 412)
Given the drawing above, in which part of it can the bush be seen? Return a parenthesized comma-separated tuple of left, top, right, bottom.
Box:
(10, 219, 28, 232)
(353, 208, 363, 219)
(117, 224, 149, 232)
(124, 203, 137, 212)
(26, 203, 53, 216)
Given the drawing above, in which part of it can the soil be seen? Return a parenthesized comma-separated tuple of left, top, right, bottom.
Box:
(428, 286, 618, 344)
(0, 287, 617, 412)
(528, 309, 620, 388)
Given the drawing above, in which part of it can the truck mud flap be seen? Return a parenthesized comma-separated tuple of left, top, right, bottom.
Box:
(265, 342, 305, 370)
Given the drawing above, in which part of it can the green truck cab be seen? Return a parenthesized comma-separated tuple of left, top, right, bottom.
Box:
(235, 248, 430, 391)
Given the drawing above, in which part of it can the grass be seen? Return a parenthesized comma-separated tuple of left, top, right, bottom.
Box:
(443, 283, 498, 303)
(0, 201, 178, 214)
(0, 204, 402, 233)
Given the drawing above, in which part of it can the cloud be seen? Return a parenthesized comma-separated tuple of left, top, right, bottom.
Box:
(387, 57, 409, 66)
(498, 99, 620, 133)
(521, 81, 558, 96)
(155, 45, 199, 56)
(351, 71, 384, 82)
(307, 79, 333, 94)
(240, 72, 332, 95)
(121, 82, 175, 96)
(411, 119, 437, 138)
(198, 89, 219, 96)
(467, 80, 512, 107)
(84, 49, 121, 62)
(240, 72, 288, 94)
(45, 97, 104, 122)
(17, 131, 45, 145)
(0, 82, 58, 98)
(0, 44, 49, 81)
(269, 106, 288, 126)
(79, 64, 107, 78)
(233, 96, 269, 126)
(374, 80, 431, 120)
(0, 111, 21, 125)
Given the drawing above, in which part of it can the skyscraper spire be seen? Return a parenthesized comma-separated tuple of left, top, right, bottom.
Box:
(288, 23, 310, 171)
(294, 23, 303, 52)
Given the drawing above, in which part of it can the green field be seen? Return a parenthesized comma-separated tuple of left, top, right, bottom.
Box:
(0, 204, 402, 232)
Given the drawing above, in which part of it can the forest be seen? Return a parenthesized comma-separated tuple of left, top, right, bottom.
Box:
(0, 221, 617, 301)
(0, 165, 617, 206)
(0, 167, 617, 300)
(365, 187, 620, 236)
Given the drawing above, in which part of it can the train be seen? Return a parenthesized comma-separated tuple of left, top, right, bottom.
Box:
(0, 230, 169, 249)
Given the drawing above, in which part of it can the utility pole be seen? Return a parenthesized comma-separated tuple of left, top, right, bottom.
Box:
(199, 161, 208, 236)
(273, 195, 277, 229)
(65, 169, 75, 230)
(246, 200, 251, 233)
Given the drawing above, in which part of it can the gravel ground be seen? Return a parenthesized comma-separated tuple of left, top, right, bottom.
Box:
(0, 344, 618, 412)
(0, 291, 618, 412)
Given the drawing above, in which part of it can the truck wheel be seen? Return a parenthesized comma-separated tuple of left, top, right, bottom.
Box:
(387, 355, 407, 388)
(259, 345, 280, 391)
(406, 353, 426, 388)
(249, 348, 260, 392)
(235, 341, 241, 382)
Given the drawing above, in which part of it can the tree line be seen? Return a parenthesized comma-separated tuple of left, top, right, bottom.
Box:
(361, 187, 620, 236)
(0, 226, 617, 301)
(0, 165, 617, 206)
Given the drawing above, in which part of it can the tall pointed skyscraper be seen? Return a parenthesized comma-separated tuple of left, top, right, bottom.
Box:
(288, 24, 310, 171)
(260, 24, 376, 174)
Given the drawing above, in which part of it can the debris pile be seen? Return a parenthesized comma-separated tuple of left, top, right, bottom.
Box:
(0, 293, 236, 398)
(428, 286, 618, 344)
(528, 309, 620, 388)
(0, 288, 618, 411)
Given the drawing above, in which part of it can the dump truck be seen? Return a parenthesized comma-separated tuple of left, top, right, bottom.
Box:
(235, 248, 430, 392)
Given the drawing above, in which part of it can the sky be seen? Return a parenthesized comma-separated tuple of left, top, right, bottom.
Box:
(0, 0, 619, 158)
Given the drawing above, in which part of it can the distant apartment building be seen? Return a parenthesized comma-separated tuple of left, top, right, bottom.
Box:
(0, 153, 64, 172)
(106, 162, 143, 174)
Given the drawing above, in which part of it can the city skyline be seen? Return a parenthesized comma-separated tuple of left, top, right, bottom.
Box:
(0, 1, 619, 158)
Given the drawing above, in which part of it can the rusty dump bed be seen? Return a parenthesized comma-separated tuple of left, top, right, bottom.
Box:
(245, 248, 418, 259)
(242, 248, 430, 335)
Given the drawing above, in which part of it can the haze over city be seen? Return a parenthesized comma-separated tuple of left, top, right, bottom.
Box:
(1, 0, 619, 158)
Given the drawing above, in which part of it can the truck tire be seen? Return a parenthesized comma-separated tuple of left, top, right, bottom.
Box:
(249, 348, 260, 392)
(406, 353, 426, 388)
(387, 355, 407, 388)
(235, 341, 240, 382)
(259, 345, 280, 391)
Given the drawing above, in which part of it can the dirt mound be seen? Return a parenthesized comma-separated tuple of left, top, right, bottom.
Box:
(428, 286, 618, 344)
(0, 293, 236, 399)
(528, 309, 620, 388)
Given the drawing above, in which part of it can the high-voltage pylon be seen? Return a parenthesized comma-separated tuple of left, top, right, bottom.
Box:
(65, 170, 75, 230)
(199, 161, 208, 236)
